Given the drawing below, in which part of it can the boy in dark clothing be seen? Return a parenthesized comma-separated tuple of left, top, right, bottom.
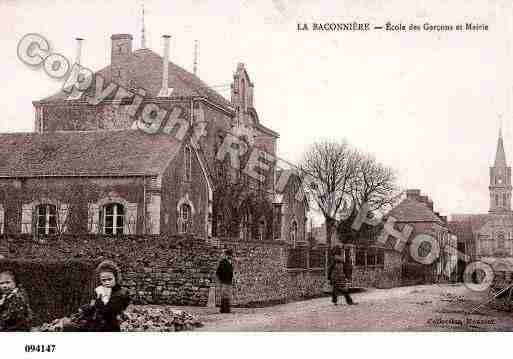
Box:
(328, 248, 356, 305)
(216, 249, 234, 313)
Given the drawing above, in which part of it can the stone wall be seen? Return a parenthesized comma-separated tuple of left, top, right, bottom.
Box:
(0, 235, 327, 308)
(0, 234, 408, 313)
(0, 235, 219, 306)
(352, 250, 402, 289)
(221, 239, 326, 305)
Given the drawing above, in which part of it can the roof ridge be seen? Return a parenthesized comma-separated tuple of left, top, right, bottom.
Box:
(39, 48, 232, 109)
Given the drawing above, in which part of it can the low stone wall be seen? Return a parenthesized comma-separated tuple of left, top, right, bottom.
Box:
(0, 234, 221, 306)
(0, 235, 328, 309)
(352, 250, 403, 289)
(221, 239, 327, 305)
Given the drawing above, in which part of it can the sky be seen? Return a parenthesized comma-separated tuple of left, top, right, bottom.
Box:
(1, 0, 512, 219)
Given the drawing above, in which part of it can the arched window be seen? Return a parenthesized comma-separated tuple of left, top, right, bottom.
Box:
(240, 78, 246, 110)
(290, 220, 298, 245)
(497, 232, 506, 249)
(101, 203, 125, 235)
(240, 210, 250, 241)
(35, 204, 57, 236)
(179, 203, 191, 234)
(184, 146, 192, 181)
(215, 213, 223, 237)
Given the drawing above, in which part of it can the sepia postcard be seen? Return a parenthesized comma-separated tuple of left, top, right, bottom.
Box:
(1, 0, 512, 357)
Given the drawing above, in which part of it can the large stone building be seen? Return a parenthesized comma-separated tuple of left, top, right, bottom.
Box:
(452, 129, 513, 264)
(0, 33, 308, 243)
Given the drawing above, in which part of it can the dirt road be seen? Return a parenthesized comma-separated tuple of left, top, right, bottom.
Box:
(182, 284, 513, 331)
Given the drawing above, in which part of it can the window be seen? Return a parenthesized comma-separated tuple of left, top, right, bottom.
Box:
(179, 203, 191, 234)
(496, 194, 499, 207)
(240, 210, 250, 240)
(504, 194, 507, 207)
(377, 249, 385, 266)
(240, 78, 246, 110)
(184, 146, 192, 181)
(101, 203, 124, 235)
(497, 232, 505, 249)
(258, 218, 266, 241)
(35, 204, 57, 236)
(356, 250, 366, 266)
(290, 220, 298, 245)
(215, 213, 223, 237)
(367, 249, 376, 266)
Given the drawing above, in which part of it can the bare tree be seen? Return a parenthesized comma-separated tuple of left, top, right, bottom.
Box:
(338, 152, 401, 240)
(299, 141, 400, 248)
(298, 141, 358, 249)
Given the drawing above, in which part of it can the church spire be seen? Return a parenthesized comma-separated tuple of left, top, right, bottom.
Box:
(193, 40, 198, 75)
(495, 126, 507, 167)
(141, 2, 146, 48)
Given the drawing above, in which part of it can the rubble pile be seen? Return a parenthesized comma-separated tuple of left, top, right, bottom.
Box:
(37, 319, 64, 332)
(36, 306, 203, 332)
(120, 306, 204, 332)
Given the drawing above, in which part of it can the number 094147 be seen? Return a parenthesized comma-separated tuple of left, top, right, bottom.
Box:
(24, 344, 56, 353)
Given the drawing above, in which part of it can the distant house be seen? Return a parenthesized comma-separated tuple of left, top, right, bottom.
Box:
(385, 189, 452, 285)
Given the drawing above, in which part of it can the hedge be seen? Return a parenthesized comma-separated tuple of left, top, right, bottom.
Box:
(0, 259, 96, 326)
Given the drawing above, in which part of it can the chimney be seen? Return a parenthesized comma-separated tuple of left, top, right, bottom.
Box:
(158, 35, 173, 97)
(426, 198, 434, 211)
(75, 37, 83, 65)
(406, 189, 421, 201)
(416, 193, 435, 211)
(110, 34, 132, 87)
(111, 34, 132, 64)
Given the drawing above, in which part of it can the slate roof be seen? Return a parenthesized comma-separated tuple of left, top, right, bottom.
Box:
(0, 130, 181, 177)
(387, 198, 444, 224)
(37, 48, 233, 110)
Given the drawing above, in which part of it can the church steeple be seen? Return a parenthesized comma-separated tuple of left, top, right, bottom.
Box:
(495, 126, 507, 167)
(141, 2, 146, 48)
(490, 127, 512, 213)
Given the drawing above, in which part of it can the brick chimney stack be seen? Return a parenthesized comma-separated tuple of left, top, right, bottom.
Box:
(158, 35, 173, 97)
(111, 34, 132, 63)
(110, 34, 132, 86)
(426, 198, 434, 211)
(406, 189, 421, 201)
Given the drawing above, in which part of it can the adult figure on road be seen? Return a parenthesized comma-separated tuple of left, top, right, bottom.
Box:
(0, 270, 33, 331)
(328, 247, 357, 306)
(216, 249, 234, 314)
